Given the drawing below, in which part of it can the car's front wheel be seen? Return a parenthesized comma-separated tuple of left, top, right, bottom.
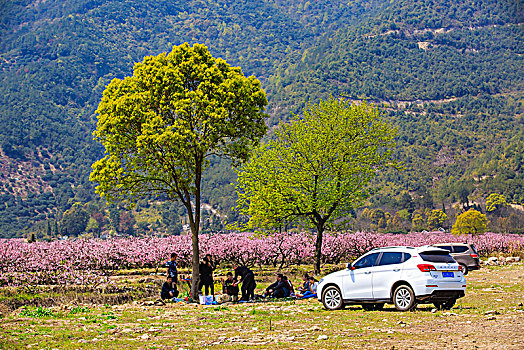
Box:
(322, 286, 344, 310)
(393, 285, 416, 311)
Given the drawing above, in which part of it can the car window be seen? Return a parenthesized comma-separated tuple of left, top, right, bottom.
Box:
(402, 253, 412, 262)
(435, 245, 452, 252)
(420, 251, 455, 263)
(378, 252, 403, 266)
(353, 253, 380, 269)
(453, 246, 468, 253)
(470, 244, 479, 254)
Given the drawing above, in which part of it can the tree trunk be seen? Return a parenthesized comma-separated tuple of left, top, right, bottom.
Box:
(314, 223, 324, 274)
(190, 222, 200, 302)
(189, 159, 203, 302)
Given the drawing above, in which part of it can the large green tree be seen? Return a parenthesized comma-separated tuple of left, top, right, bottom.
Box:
(90, 43, 268, 299)
(235, 97, 399, 273)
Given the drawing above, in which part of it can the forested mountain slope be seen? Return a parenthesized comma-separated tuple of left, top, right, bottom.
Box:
(268, 0, 524, 210)
(0, 0, 385, 236)
(0, 0, 522, 237)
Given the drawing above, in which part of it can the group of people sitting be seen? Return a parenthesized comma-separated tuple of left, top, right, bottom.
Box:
(263, 273, 318, 299)
(160, 252, 318, 302)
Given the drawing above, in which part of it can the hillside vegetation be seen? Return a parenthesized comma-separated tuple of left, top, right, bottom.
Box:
(0, 0, 522, 237)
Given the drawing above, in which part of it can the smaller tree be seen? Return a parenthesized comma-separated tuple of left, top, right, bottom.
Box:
(235, 97, 399, 273)
(452, 209, 487, 235)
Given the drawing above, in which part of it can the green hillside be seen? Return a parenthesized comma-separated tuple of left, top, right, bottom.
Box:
(267, 0, 524, 209)
(0, 0, 522, 237)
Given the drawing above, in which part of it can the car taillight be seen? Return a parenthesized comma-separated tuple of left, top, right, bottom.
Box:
(417, 264, 436, 272)
(458, 265, 463, 272)
(470, 253, 479, 258)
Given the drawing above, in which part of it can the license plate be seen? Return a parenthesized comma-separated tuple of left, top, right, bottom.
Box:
(442, 272, 454, 278)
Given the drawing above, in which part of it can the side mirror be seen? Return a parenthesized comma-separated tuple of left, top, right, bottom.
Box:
(347, 263, 355, 270)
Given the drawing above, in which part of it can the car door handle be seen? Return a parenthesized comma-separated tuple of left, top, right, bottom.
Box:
(364, 271, 372, 274)
(393, 269, 400, 272)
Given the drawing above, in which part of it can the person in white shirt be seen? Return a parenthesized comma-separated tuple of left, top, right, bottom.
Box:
(296, 276, 318, 299)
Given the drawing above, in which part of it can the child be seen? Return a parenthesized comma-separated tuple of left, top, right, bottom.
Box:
(166, 253, 178, 283)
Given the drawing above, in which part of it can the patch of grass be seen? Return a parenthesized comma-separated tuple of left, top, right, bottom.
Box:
(212, 305, 230, 312)
(19, 306, 55, 318)
(68, 305, 90, 315)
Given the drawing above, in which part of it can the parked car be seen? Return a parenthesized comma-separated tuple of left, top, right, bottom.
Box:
(317, 246, 466, 311)
(430, 243, 480, 275)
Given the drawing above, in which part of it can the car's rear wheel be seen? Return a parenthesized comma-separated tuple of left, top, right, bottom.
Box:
(393, 285, 416, 311)
(322, 286, 344, 310)
(434, 298, 456, 310)
(459, 263, 468, 275)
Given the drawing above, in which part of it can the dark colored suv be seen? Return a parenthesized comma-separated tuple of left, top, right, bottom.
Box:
(430, 243, 480, 275)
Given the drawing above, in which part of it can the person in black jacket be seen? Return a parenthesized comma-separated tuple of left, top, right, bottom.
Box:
(199, 254, 215, 297)
(233, 264, 256, 301)
(161, 276, 179, 300)
(264, 273, 290, 298)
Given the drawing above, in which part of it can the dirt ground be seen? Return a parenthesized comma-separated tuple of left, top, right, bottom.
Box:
(1, 264, 523, 349)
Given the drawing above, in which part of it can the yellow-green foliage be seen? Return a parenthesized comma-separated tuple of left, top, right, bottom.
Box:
(90, 43, 268, 209)
(427, 209, 448, 230)
(486, 193, 507, 212)
(236, 97, 399, 232)
(452, 209, 487, 236)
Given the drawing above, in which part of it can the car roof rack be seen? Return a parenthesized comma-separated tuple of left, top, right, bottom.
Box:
(370, 246, 415, 251)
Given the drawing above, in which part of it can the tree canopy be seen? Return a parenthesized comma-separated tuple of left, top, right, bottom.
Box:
(235, 97, 399, 272)
(90, 43, 268, 299)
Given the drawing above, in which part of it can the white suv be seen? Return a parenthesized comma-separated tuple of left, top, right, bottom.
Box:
(317, 246, 466, 311)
